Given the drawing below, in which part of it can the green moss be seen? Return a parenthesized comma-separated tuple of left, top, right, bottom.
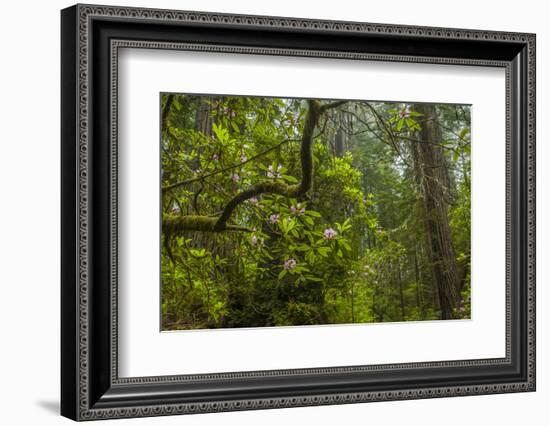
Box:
(162, 214, 252, 234)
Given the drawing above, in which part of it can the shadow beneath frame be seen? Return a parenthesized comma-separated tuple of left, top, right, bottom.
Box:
(35, 400, 59, 416)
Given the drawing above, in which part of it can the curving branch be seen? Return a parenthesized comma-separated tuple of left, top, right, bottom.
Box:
(319, 100, 348, 113)
(163, 99, 344, 233)
(214, 181, 301, 231)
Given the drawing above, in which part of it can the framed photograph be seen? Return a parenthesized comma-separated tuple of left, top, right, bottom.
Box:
(61, 4, 536, 421)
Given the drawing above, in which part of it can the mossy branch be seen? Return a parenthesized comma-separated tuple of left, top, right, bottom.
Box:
(163, 215, 253, 234)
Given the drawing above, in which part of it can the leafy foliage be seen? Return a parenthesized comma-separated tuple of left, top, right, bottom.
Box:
(160, 95, 471, 330)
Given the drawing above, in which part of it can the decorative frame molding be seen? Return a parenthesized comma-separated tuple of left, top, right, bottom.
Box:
(61, 4, 535, 421)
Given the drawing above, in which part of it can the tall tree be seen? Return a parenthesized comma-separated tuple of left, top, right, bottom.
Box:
(411, 104, 460, 319)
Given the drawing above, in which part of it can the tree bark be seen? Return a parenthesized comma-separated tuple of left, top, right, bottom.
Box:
(335, 126, 345, 157)
(397, 260, 405, 321)
(162, 94, 174, 134)
(411, 104, 460, 319)
(195, 97, 213, 136)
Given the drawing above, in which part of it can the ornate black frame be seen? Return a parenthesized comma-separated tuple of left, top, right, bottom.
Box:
(61, 4, 536, 421)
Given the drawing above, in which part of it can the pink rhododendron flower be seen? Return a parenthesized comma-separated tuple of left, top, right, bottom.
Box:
(290, 203, 306, 216)
(230, 173, 240, 182)
(269, 214, 280, 224)
(283, 258, 297, 270)
(323, 228, 338, 240)
(267, 164, 283, 179)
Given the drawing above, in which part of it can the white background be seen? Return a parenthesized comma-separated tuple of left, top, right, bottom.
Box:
(0, 0, 547, 425)
(119, 49, 506, 377)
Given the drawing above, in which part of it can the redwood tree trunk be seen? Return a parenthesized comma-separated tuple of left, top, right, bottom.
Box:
(411, 104, 460, 319)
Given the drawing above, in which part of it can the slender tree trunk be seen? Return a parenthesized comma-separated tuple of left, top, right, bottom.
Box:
(411, 104, 460, 319)
(334, 109, 352, 157)
(413, 248, 422, 311)
(195, 97, 213, 136)
(350, 281, 355, 323)
(397, 260, 405, 321)
(335, 126, 345, 157)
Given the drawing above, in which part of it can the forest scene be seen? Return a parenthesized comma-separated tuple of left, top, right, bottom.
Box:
(160, 94, 471, 331)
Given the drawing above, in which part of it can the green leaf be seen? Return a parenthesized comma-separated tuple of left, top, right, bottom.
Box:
(305, 251, 316, 264)
(306, 210, 322, 218)
(231, 121, 241, 133)
(405, 118, 416, 127)
(317, 247, 330, 257)
(339, 239, 351, 251)
(212, 122, 231, 143)
(306, 276, 323, 282)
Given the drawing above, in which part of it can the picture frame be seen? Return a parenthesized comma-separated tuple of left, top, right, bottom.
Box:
(61, 3, 536, 421)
